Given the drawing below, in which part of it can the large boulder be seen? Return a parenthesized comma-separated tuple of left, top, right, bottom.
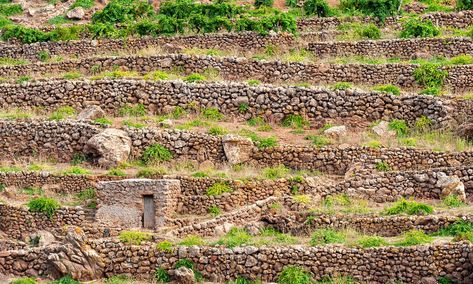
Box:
(47, 227, 104, 281)
(436, 172, 466, 201)
(323, 125, 347, 138)
(175, 266, 195, 284)
(66, 7, 85, 20)
(84, 128, 131, 168)
(77, 106, 106, 121)
(372, 121, 396, 137)
(222, 134, 253, 165)
(456, 120, 473, 140)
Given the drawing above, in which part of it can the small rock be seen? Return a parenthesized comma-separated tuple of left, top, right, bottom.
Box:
(67, 7, 85, 20)
(158, 119, 173, 128)
(77, 106, 106, 121)
(372, 121, 396, 137)
(323, 125, 347, 138)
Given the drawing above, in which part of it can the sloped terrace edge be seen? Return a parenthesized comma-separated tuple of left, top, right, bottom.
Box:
(0, 54, 472, 91)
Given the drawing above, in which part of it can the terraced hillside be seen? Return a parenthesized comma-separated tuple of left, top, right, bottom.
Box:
(0, 0, 473, 284)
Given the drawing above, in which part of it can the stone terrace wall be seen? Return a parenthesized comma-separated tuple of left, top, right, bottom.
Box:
(308, 38, 473, 59)
(2, 120, 473, 173)
(0, 79, 454, 125)
(0, 205, 85, 239)
(0, 32, 308, 61)
(297, 11, 473, 31)
(0, 54, 472, 91)
(266, 209, 473, 237)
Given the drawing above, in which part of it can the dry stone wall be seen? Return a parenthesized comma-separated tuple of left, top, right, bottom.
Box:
(0, 205, 84, 239)
(308, 37, 473, 59)
(266, 210, 473, 237)
(0, 54, 472, 91)
(0, 79, 455, 125)
(297, 11, 473, 31)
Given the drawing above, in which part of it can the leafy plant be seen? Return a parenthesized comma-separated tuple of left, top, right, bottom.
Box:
(118, 104, 147, 117)
(278, 266, 312, 284)
(93, 117, 113, 125)
(27, 197, 60, 218)
(414, 63, 448, 88)
(49, 106, 75, 121)
(208, 205, 221, 216)
(38, 50, 50, 62)
(384, 198, 434, 215)
(375, 161, 390, 172)
(201, 107, 224, 121)
(436, 220, 473, 237)
(175, 259, 203, 282)
(292, 194, 311, 204)
(309, 229, 345, 246)
(262, 165, 289, 180)
(282, 114, 309, 129)
(206, 182, 233, 196)
(254, 0, 273, 8)
(400, 18, 440, 38)
(118, 231, 152, 245)
(179, 235, 206, 246)
(62, 166, 91, 175)
(9, 278, 37, 284)
(373, 84, 400, 96)
(141, 144, 173, 164)
(457, 0, 473, 10)
(442, 195, 465, 208)
(71, 0, 95, 9)
(49, 276, 81, 284)
(395, 230, 433, 246)
(217, 227, 252, 248)
(388, 119, 408, 137)
(156, 240, 174, 253)
(208, 126, 227, 136)
(356, 236, 388, 248)
(332, 82, 352, 90)
(340, 0, 401, 22)
(356, 23, 381, 39)
(155, 267, 170, 283)
(305, 135, 331, 148)
(184, 73, 206, 83)
(303, 0, 330, 17)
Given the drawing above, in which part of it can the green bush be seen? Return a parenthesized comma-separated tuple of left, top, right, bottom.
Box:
(442, 195, 465, 208)
(201, 107, 224, 120)
(49, 106, 75, 121)
(414, 63, 448, 88)
(419, 86, 442, 96)
(50, 276, 80, 284)
(254, 0, 273, 8)
(375, 161, 390, 172)
(309, 229, 345, 246)
(457, 0, 473, 10)
(27, 197, 60, 218)
(155, 267, 170, 283)
(178, 235, 205, 246)
(356, 23, 381, 39)
(278, 266, 312, 284)
(388, 119, 408, 137)
(282, 114, 309, 129)
(217, 227, 252, 248)
(303, 0, 330, 17)
(0, 3, 23, 16)
(384, 198, 434, 215)
(373, 84, 400, 96)
(395, 230, 433, 246)
(340, 0, 401, 21)
(400, 18, 440, 38)
(356, 236, 388, 248)
(305, 135, 331, 148)
(156, 240, 174, 253)
(92, 0, 154, 24)
(9, 278, 37, 284)
(71, 0, 95, 9)
(184, 73, 206, 83)
(436, 220, 473, 237)
(332, 82, 352, 90)
(118, 231, 152, 245)
(141, 144, 173, 164)
(206, 182, 233, 196)
(208, 205, 221, 216)
(262, 165, 289, 179)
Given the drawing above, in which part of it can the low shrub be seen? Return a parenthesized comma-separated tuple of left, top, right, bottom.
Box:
(201, 107, 224, 121)
(442, 195, 465, 208)
(375, 161, 390, 172)
(414, 63, 448, 88)
(184, 73, 206, 83)
(457, 0, 473, 10)
(206, 182, 233, 196)
(340, 0, 401, 22)
(384, 198, 434, 215)
(9, 278, 37, 284)
(141, 144, 173, 164)
(118, 104, 147, 117)
(118, 231, 152, 245)
(388, 119, 408, 137)
(71, 0, 95, 9)
(136, 167, 167, 178)
(156, 240, 174, 253)
(155, 267, 170, 283)
(278, 266, 312, 284)
(254, 0, 273, 8)
(356, 23, 381, 39)
(107, 168, 126, 177)
(356, 236, 388, 248)
(217, 227, 252, 248)
(208, 126, 227, 136)
(400, 18, 440, 38)
(27, 197, 60, 218)
(436, 220, 473, 237)
(178, 235, 206, 246)
(305, 135, 331, 148)
(395, 230, 433, 246)
(49, 106, 75, 121)
(373, 84, 400, 96)
(419, 86, 442, 96)
(332, 82, 352, 90)
(303, 0, 331, 17)
(62, 166, 91, 175)
(262, 165, 289, 180)
(309, 229, 345, 246)
(282, 114, 309, 129)
(292, 194, 311, 205)
(208, 205, 221, 216)
(93, 117, 113, 126)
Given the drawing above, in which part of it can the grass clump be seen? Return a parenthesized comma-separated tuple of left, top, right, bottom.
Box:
(332, 82, 352, 90)
(155, 267, 170, 283)
(375, 161, 390, 172)
(49, 106, 75, 121)
(356, 236, 388, 248)
(436, 220, 473, 237)
(388, 119, 409, 137)
(136, 166, 167, 178)
(208, 126, 227, 136)
(217, 227, 252, 248)
(201, 107, 224, 121)
(93, 117, 112, 125)
(206, 182, 233, 196)
(71, 0, 95, 9)
(305, 135, 331, 148)
(239, 129, 277, 149)
(27, 197, 60, 218)
(118, 104, 147, 117)
(442, 195, 465, 208)
(107, 168, 126, 177)
(9, 278, 37, 284)
(208, 205, 221, 216)
(282, 114, 309, 129)
(62, 166, 91, 175)
(394, 230, 433, 246)
(118, 231, 152, 245)
(292, 194, 311, 205)
(309, 229, 345, 246)
(178, 235, 206, 246)
(143, 70, 170, 81)
(184, 73, 206, 83)
(141, 144, 173, 165)
(261, 165, 289, 180)
(278, 266, 311, 284)
(156, 240, 174, 253)
(383, 198, 434, 215)
(373, 84, 400, 96)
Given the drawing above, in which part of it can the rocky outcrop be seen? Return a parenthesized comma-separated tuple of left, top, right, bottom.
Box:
(84, 128, 131, 168)
(222, 134, 253, 165)
(436, 172, 466, 201)
(47, 227, 104, 281)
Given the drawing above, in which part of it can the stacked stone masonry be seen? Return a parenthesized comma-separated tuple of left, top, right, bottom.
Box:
(1, 241, 471, 283)
(0, 79, 456, 125)
(0, 55, 472, 91)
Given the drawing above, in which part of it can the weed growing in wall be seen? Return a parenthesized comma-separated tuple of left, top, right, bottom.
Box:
(278, 266, 312, 284)
(206, 182, 233, 196)
(27, 197, 60, 218)
(141, 144, 173, 165)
